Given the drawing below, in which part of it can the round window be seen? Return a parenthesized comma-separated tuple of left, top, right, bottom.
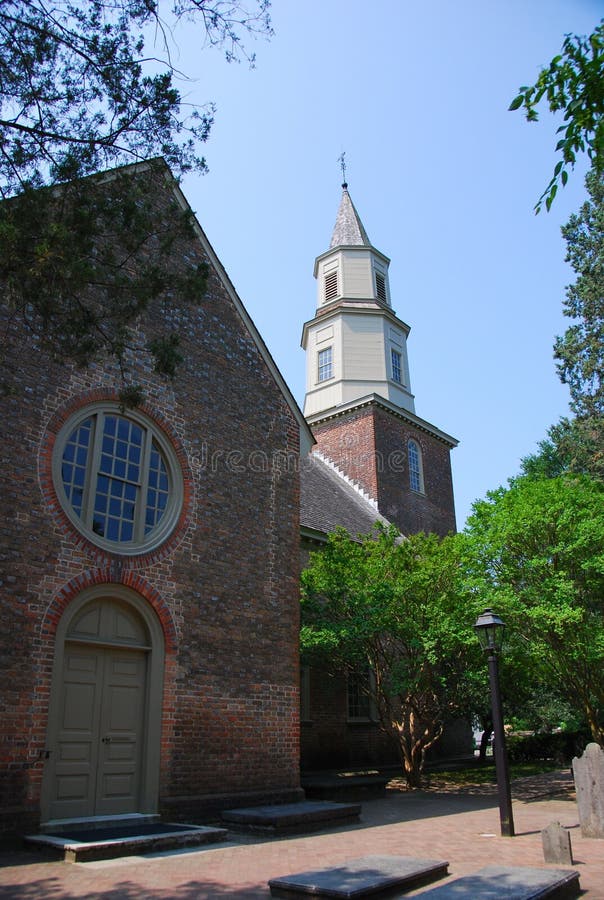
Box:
(52, 403, 184, 554)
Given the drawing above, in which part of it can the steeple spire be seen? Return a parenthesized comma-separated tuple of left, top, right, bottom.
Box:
(329, 185, 371, 248)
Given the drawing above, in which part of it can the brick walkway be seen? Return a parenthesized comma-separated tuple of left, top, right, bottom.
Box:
(1, 772, 603, 899)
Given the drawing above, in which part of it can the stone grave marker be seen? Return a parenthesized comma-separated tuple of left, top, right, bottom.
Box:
(572, 742, 604, 838)
(541, 821, 573, 865)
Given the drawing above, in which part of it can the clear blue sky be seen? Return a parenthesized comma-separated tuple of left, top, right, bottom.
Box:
(175, 0, 601, 528)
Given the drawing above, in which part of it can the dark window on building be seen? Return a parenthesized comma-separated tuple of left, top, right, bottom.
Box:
(391, 348, 402, 384)
(324, 269, 338, 302)
(408, 439, 424, 493)
(318, 346, 333, 382)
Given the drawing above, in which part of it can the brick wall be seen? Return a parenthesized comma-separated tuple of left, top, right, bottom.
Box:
(300, 666, 397, 771)
(311, 402, 456, 537)
(0, 172, 302, 835)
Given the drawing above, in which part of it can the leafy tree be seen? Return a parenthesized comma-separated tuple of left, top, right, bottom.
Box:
(301, 525, 479, 787)
(0, 160, 210, 395)
(0, 1, 271, 191)
(510, 20, 604, 212)
(520, 416, 604, 482)
(0, 1, 271, 392)
(465, 475, 604, 747)
(555, 168, 604, 420)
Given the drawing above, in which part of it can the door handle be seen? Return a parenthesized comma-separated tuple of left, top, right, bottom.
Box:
(101, 736, 111, 744)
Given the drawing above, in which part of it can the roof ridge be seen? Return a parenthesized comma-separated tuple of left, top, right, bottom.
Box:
(312, 451, 379, 510)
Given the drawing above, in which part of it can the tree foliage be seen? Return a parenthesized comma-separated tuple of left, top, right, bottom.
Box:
(554, 168, 604, 420)
(301, 525, 479, 787)
(0, 1, 271, 192)
(0, 2, 271, 392)
(510, 20, 604, 212)
(520, 415, 604, 481)
(0, 161, 209, 395)
(465, 475, 604, 746)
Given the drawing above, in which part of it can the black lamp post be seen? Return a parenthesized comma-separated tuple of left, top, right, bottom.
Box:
(473, 608, 515, 837)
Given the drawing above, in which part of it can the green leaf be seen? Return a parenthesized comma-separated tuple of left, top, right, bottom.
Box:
(509, 94, 525, 111)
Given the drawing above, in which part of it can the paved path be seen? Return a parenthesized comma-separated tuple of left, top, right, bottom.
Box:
(1, 772, 603, 899)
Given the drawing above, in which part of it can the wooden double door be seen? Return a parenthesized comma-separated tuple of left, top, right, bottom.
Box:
(43, 593, 160, 823)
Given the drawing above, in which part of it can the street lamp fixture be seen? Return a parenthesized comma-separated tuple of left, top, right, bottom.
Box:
(473, 608, 515, 837)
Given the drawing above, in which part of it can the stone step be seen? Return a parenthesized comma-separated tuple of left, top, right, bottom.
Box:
(24, 821, 228, 863)
(268, 855, 449, 898)
(412, 865, 580, 899)
(222, 800, 361, 835)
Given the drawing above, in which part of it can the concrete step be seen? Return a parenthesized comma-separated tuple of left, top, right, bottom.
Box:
(222, 800, 361, 835)
(268, 855, 449, 898)
(24, 821, 228, 862)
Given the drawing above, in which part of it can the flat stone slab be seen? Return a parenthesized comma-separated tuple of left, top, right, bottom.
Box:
(268, 855, 448, 898)
(412, 865, 580, 899)
(25, 823, 227, 863)
(222, 800, 361, 835)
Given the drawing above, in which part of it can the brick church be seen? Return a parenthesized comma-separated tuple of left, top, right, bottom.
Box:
(0, 164, 459, 838)
(0, 162, 312, 837)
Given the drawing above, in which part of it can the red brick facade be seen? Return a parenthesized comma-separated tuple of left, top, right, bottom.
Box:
(0, 172, 303, 836)
(311, 402, 456, 538)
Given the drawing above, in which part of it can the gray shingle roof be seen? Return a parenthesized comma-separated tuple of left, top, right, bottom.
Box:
(300, 453, 389, 539)
(329, 187, 371, 248)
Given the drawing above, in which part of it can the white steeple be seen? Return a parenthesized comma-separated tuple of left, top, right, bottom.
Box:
(302, 182, 415, 420)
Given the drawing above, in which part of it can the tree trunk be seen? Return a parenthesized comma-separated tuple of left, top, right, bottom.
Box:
(585, 703, 604, 748)
(479, 724, 493, 761)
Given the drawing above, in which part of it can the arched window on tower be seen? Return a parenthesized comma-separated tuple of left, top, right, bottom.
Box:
(408, 439, 424, 493)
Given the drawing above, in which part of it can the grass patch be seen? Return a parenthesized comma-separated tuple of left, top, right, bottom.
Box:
(428, 760, 562, 786)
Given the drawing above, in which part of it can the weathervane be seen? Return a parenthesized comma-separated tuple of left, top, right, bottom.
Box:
(338, 151, 347, 188)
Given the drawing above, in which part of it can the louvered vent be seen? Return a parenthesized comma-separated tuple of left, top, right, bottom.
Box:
(375, 272, 387, 302)
(324, 270, 338, 302)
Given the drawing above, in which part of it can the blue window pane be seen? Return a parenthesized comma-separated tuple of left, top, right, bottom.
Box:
(114, 459, 126, 479)
(127, 464, 139, 482)
(117, 418, 130, 440)
(104, 416, 117, 436)
(116, 440, 128, 459)
(106, 518, 120, 540)
(124, 483, 137, 501)
(100, 453, 112, 474)
(120, 521, 134, 541)
(95, 494, 107, 514)
(109, 498, 122, 517)
(63, 443, 75, 462)
(110, 480, 123, 498)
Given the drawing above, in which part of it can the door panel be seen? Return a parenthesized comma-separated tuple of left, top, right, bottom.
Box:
(96, 649, 146, 815)
(50, 648, 102, 819)
(48, 644, 147, 820)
